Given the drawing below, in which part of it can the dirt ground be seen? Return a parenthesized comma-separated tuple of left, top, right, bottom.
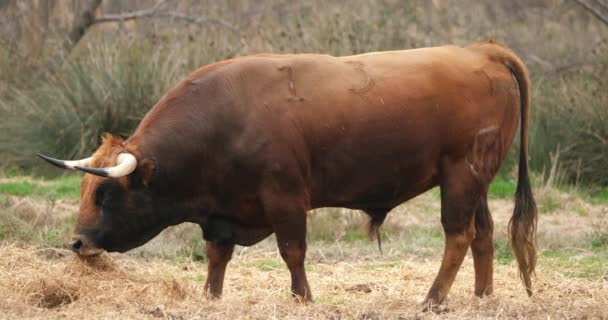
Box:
(1, 192, 607, 319)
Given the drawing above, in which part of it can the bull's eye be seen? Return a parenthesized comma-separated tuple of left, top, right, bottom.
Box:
(94, 185, 107, 207)
(94, 180, 118, 207)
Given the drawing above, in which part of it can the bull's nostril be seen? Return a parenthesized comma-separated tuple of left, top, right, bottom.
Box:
(71, 239, 83, 251)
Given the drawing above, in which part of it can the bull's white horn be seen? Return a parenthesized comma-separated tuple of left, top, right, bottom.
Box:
(74, 153, 138, 178)
(37, 154, 93, 170)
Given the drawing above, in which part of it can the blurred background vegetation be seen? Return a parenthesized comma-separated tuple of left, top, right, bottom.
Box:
(0, 0, 607, 189)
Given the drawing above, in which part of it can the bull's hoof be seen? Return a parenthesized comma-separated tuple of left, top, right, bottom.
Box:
(474, 286, 493, 298)
(203, 289, 222, 300)
(422, 303, 450, 313)
(291, 292, 313, 303)
(421, 298, 449, 313)
(293, 297, 313, 303)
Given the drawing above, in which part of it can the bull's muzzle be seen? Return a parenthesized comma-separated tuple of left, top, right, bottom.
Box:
(67, 234, 103, 256)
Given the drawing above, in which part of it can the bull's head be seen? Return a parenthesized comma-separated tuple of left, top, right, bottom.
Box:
(38, 135, 161, 256)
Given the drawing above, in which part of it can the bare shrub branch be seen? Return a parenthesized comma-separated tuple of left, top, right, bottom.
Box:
(572, 0, 608, 26)
(66, 0, 102, 50)
(93, 0, 166, 24)
(67, 0, 238, 52)
(153, 12, 239, 34)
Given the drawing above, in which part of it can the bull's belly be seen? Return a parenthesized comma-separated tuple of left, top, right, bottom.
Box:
(310, 158, 439, 211)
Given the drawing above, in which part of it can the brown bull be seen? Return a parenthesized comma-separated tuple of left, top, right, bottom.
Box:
(39, 40, 537, 307)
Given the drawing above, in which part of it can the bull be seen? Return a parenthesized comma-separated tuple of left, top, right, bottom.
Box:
(39, 40, 537, 307)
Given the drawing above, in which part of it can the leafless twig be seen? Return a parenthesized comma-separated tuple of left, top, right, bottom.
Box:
(155, 12, 239, 34)
(572, 0, 608, 26)
(594, 0, 608, 12)
(93, 1, 239, 34)
(67, 0, 239, 53)
(66, 0, 102, 50)
(93, 0, 167, 24)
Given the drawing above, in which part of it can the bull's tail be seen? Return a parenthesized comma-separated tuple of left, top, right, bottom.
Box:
(477, 40, 538, 296)
(507, 51, 538, 298)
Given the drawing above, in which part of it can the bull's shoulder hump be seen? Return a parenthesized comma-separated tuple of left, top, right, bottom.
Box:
(187, 53, 336, 82)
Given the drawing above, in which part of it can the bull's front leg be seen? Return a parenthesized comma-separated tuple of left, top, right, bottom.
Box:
(203, 241, 234, 298)
(274, 214, 311, 302)
(261, 174, 312, 302)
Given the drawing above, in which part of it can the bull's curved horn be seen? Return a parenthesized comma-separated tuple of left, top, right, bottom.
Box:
(74, 153, 137, 178)
(37, 154, 93, 170)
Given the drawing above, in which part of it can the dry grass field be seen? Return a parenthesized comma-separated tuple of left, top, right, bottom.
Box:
(1, 180, 607, 319)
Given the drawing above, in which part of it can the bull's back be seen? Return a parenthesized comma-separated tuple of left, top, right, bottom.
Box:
(215, 46, 518, 208)
(226, 45, 516, 150)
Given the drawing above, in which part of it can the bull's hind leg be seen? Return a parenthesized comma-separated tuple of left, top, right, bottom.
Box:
(469, 127, 501, 297)
(423, 157, 484, 309)
(471, 194, 494, 297)
(204, 241, 235, 298)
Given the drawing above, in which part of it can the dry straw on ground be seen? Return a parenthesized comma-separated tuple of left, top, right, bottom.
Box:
(0, 240, 606, 320)
(1, 190, 607, 319)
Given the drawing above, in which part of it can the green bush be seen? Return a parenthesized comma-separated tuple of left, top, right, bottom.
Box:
(529, 62, 608, 186)
(256, 1, 416, 55)
(0, 42, 185, 172)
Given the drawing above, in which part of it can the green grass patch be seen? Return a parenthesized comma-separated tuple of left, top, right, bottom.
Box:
(492, 239, 608, 278)
(423, 176, 517, 199)
(538, 193, 560, 214)
(573, 204, 588, 217)
(407, 228, 444, 247)
(343, 230, 368, 242)
(426, 187, 440, 199)
(541, 251, 608, 278)
(0, 181, 35, 196)
(315, 295, 351, 304)
(399, 227, 444, 256)
(493, 239, 514, 265)
(254, 259, 284, 271)
(590, 188, 608, 202)
(0, 209, 73, 248)
(182, 234, 206, 262)
(307, 208, 343, 242)
(579, 187, 608, 205)
(0, 176, 80, 199)
(185, 273, 207, 282)
(250, 259, 315, 272)
(488, 176, 516, 198)
(363, 261, 400, 270)
(39, 226, 69, 248)
(591, 229, 608, 251)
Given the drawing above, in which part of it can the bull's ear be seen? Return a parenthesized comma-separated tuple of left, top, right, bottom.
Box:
(136, 158, 156, 187)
